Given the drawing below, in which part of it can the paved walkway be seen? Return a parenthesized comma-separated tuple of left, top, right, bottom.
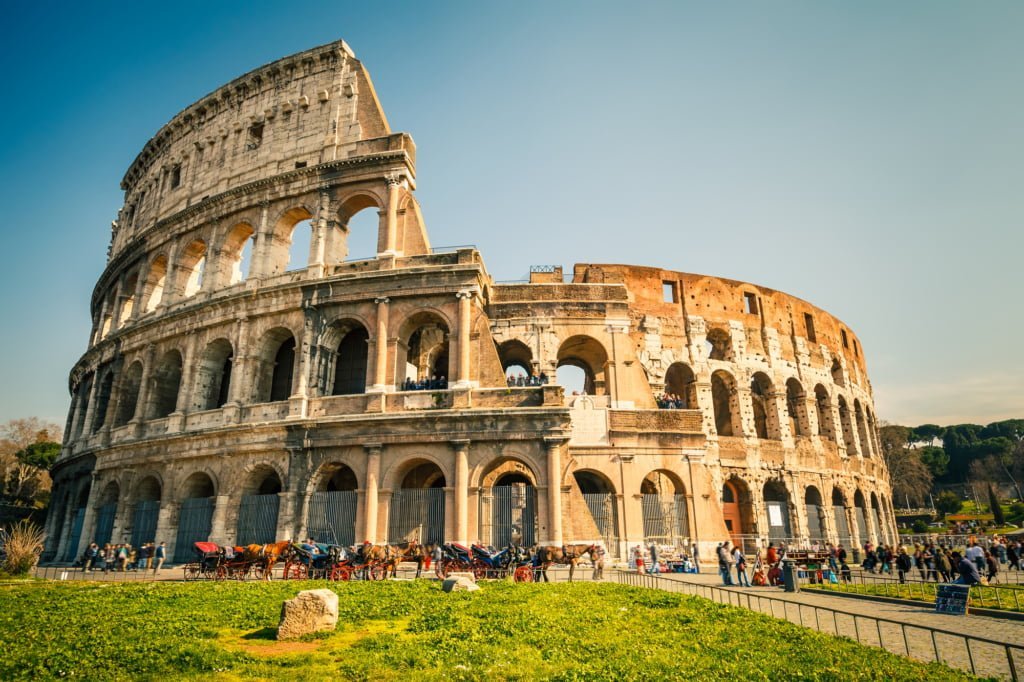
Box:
(640, 571, 1024, 679)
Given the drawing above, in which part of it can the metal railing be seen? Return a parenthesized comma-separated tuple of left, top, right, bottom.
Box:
(802, 569, 1024, 610)
(616, 570, 1023, 680)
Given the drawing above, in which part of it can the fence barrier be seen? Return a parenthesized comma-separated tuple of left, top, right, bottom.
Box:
(615, 570, 1023, 680)
(802, 568, 1024, 610)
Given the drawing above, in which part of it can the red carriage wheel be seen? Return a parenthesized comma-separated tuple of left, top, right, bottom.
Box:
(514, 565, 534, 583)
(330, 566, 352, 581)
(215, 565, 228, 581)
(369, 564, 386, 581)
(285, 562, 307, 580)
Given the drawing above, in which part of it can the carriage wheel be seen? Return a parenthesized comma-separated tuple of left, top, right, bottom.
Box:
(330, 566, 352, 582)
(233, 565, 248, 581)
(514, 565, 534, 583)
(251, 564, 266, 581)
(369, 564, 386, 581)
(285, 563, 308, 580)
(183, 564, 199, 581)
(215, 565, 228, 581)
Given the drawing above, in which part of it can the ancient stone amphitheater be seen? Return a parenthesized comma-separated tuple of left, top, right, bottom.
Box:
(44, 40, 895, 565)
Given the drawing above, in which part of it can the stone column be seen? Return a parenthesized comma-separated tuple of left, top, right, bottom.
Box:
(382, 176, 401, 255)
(208, 494, 231, 545)
(75, 473, 103, 560)
(250, 200, 272, 279)
(369, 298, 390, 392)
(544, 436, 567, 544)
(169, 335, 198, 431)
(454, 290, 475, 388)
(79, 371, 103, 440)
(130, 266, 148, 321)
(276, 492, 296, 541)
(451, 440, 470, 544)
(154, 501, 177, 548)
(289, 309, 315, 418)
(363, 444, 382, 543)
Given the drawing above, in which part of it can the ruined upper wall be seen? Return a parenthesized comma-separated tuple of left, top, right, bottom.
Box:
(109, 40, 394, 260)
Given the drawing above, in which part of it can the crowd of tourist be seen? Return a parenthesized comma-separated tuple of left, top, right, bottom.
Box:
(400, 375, 447, 391)
(77, 541, 166, 572)
(655, 393, 688, 409)
(861, 537, 1021, 585)
(505, 372, 549, 387)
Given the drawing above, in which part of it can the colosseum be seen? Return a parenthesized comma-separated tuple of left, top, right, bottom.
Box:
(44, 40, 895, 567)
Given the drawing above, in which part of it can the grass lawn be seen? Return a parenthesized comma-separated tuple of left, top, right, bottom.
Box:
(807, 580, 1024, 613)
(0, 579, 971, 681)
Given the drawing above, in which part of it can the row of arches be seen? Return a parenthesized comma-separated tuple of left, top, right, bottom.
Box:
(94, 198, 385, 345)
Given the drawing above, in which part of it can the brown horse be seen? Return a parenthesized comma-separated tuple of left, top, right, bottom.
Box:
(358, 541, 427, 579)
(243, 541, 292, 580)
(534, 544, 597, 583)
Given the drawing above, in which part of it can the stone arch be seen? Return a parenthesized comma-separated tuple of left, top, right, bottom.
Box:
(132, 474, 163, 503)
(337, 192, 384, 260)
(71, 374, 93, 439)
(854, 399, 872, 457)
(177, 239, 207, 298)
(266, 205, 315, 276)
(664, 363, 697, 408)
(785, 378, 809, 437)
(479, 457, 540, 489)
(252, 327, 297, 403)
(305, 461, 360, 546)
(387, 457, 447, 544)
(236, 463, 284, 545)
(114, 360, 143, 427)
(398, 311, 451, 387)
(763, 479, 793, 541)
(573, 468, 620, 550)
(556, 335, 609, 396)
(837, 395, 858, 455)
(147, 349, 183, 419)
(722, 475, 755, 543)
(814, 384, 835, 442)
(804, 485, 825, 542)
(173, 471, 218, 562)
(573, 469, 616, 495)
(870, 491, 884, 544)
(142, 254, 167, 313)
(866, 408, 880, 456)
(179, 471, 217, 499)
(192, 338, 234, 411)
(93, 480, 120, 547)
(497, 339, 534, 379)
(479, 457, 540, 547)
(90, 366, 115, 433)
(321, 319, 370, 396)
(831, 486, 852, 547)
(711, 370, 742, 437)
(312, 462, 359, 492)
(853, 489, 870, 545)
(242, 464, 284, 496)
(640, 469, 689, 544)
(216, 222, 256, 287)
(750, 371, 780, 439)
(117, 271, 139, 326)
(640, 469, 685, 495)
(706, 327, 732, 361)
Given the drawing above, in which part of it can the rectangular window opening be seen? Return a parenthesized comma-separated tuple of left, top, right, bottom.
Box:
(294, 161, 307, 169)
(743, 292, 758, 315)
(804, 313, 816, 343)
(247, 122, 264, 150)
(841, 329, 849, 348)
(170, 165, 181, 189)
(662, 281, 677, 304)
(854, 339, 859, 357)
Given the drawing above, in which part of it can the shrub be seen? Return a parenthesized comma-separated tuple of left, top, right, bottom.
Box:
(911, 519, 928, 533)
(1, 520, 45, 576)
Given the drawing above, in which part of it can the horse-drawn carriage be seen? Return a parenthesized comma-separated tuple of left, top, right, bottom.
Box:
(438, 543, 534, 581)
(182, 542, 262, 581)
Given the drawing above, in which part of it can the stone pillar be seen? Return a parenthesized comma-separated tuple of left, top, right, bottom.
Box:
(250, 200, 272, 279)
(158, 502, 179, 559)
(454, 290, 475, 388)
(75, 473, 102, 560)
(276, 492, 296, 541)
(382, 176, 401, 255)
(369, 298, 390, 392)
(130, 345, 157, 434)
(289, 309, 315, 418)
(451, 440, 470, 544)
(79, 371, 103, 439)
(544, 436, 567, 544)
(363, 444, 382, 543)
(296, 490, 313, 541)
(208, 494, 231, 545)
(169, 336, 198, 431)
(130, 266, 148, 321)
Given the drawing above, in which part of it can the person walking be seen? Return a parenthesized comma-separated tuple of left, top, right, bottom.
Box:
(733, 544, 750, 586)
(432, 544, 444, 579)
(591, 544, 606, 581)
(648, 542, 660, 575)
(896, 547, 912, 584)
(717, 541, 734, 586)
(632, 545, 645, 574)
(152, 542, 166, 573)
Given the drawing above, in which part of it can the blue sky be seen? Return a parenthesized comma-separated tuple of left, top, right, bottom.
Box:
(0, 1, 1021, 428)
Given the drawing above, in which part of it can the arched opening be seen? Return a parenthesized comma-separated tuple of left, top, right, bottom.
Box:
(118, 272, 138, 326)
(557, 336, 608, 396)
(388, 461, 446, 545)
(237, 466, 282, 545)
(252, 328, 296, 403)
(399, 313, 450, 389)
(178, 239, 207, 298)
(130, 476, 161, 549)
(147, 350, 183, 419)
(853, 490, 869, 546)
(556, 365, 587, 396)
(339, 200, 381, 261)
(870, 491, 884, 545)
(192, 339, 233, 411)
(94, 481, 119, 547)
(831, 358, 845, 387)
(62, 483, 91, 562)
(832, 488, 852, 548)
(854, 400, 871, 458)
(663, 363, 697, 408)
(174, 472, 216, 563)
(705, 327, 731, 361)
(114, 361, 143, 427)
(142, 254, 167, 313)
(498, 340, 535, 385)
(804, 486, 825, 543)
(266, 207, 315, 276)
(711, 370, 741, 437)
(287, 219, 313, 271)
(640, 470, 689, 546)
(480, 461, 538, 548)
(785, 378, 808, 437)
(814, 384, 835, 442)
(573, 470, 619, 553)
(72, 375, 93, 439)
(837, 396, 858, 455)
(763, 480, 792, 542)
(866, 409, 880, 455)
(90, 368, 115, 433)
(721, 477, 754, 548)
(220, 222, 255, 286)
(332, 327, 369, 395)
(307, 463, 358, 546)
(750, 372, 775, 439)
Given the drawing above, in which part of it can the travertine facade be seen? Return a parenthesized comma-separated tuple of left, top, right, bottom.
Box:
(45, 40, 895, 565)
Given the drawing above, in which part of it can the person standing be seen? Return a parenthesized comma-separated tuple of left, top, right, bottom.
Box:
(632, 545, 645, 573)
(648, 542, 660, 575)
(152, 542, 166, 573)
(896, 547, 912, 584)
(733, 544, 750, 586)
(717, 541, 734, 586)
(591, 544, 606, 580)
(432, 544, 444, 579)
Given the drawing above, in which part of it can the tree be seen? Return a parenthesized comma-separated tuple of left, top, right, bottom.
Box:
(988, 484, 1006, 525)
(919, 446, 949, 477)
(910, 424, 945, 446)
(0, 420, 62, 508)
(879, 425, 933, 507)
(15, 442, 60, 471)
(934, 491, 962, 518)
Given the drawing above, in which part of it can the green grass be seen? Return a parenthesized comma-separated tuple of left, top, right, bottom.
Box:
(0, 580, 972, 681)
(807, 580, 1024, 613)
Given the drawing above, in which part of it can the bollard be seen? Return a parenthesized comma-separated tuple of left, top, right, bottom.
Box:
(782, 559, 800, 593)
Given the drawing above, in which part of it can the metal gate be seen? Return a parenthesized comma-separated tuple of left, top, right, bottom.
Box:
(854, 507, 868, 545)
(174, 497, 214, 563)
(237, 494, 280, 545)
(833, 505, 852, 546)
(480, 485, 536, 548)
(766, 500, 791, 542)
(582, 493, 620, 557)
(641, 494, 689, 546)
(94, 503, 117, 547)
(806, 503, 823, 542)
(130, 500, 160, 549)
(388, 488, 445, 545)
(306, 491, 357, 546)
(64, 508, 86, 562)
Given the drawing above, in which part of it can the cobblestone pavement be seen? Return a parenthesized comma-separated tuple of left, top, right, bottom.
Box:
(635, 571, 1024, 679)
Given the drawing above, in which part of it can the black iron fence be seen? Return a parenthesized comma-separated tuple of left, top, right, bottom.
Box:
(803, 568, 1024, 611)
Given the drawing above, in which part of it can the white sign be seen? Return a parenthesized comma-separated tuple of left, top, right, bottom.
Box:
(768, 503, 784, 527)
